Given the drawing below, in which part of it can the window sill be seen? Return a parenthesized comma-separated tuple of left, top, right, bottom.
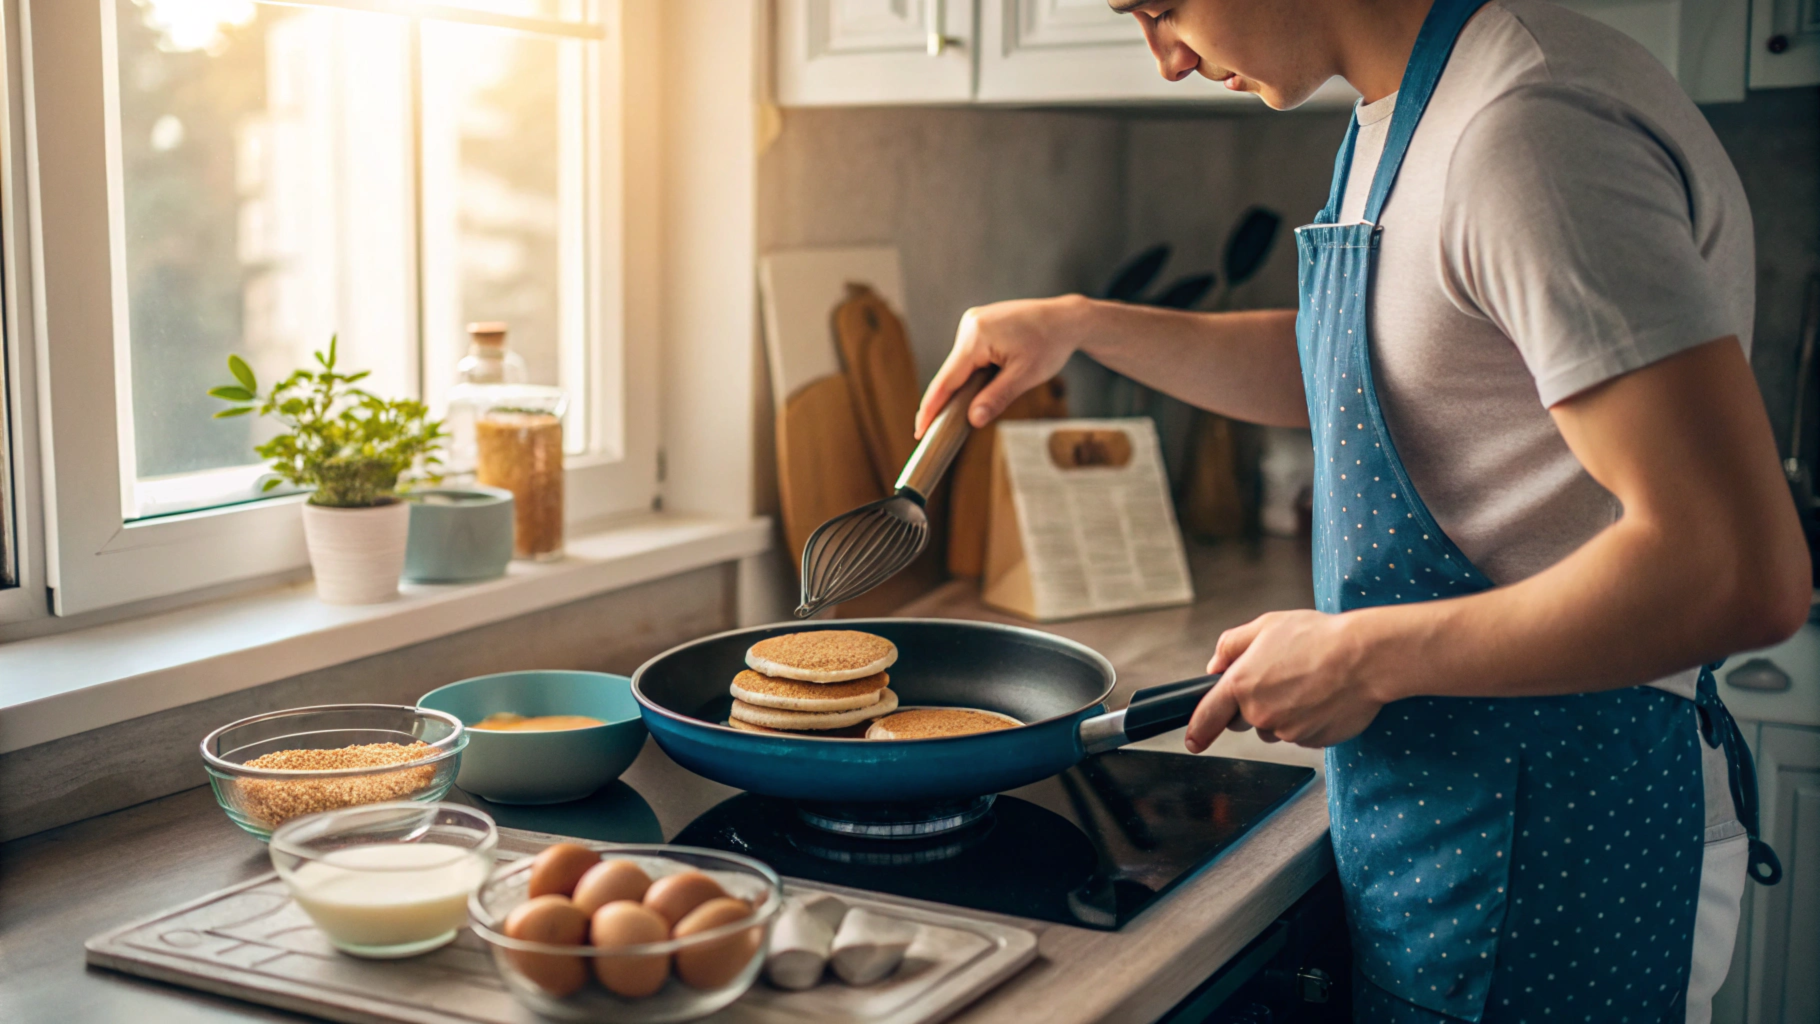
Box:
(0, 514, 772, 754)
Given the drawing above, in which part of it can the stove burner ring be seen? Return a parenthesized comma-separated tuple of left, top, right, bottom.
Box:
(794, 795, 996, 838)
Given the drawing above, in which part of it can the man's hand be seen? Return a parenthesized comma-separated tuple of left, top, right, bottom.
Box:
(916, 296, 1087, 439)
(1184, 609, 1387, 753)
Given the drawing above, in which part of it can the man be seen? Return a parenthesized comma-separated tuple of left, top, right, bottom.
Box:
(915, 0, 1810, 1020)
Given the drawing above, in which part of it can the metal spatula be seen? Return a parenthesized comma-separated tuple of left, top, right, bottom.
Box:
(796, 369, 993, 617)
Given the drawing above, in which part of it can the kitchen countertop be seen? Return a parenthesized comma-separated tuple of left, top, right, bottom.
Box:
(0, 537, 1329, 1024)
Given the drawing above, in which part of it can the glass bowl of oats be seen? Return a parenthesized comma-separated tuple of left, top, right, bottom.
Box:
(201, 704, 468, 841)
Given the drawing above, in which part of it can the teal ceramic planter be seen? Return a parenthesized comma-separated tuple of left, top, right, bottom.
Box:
(403, 486, 514, 583)
(418, 671, 646, 805)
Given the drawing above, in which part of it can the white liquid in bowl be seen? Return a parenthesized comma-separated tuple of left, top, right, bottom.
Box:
(285, 843, 491, 955)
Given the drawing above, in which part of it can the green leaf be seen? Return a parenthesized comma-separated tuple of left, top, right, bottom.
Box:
(228, 354, 257, 393)
(261, 478, 283, 492)
(212, 406, 255, 418)
(327, 334, 338, 369)
(208, 385, 255, 402)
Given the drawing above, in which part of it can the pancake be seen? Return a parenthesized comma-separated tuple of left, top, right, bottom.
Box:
(864, 707, 1022, 740)
(729, 669, 889, 712)
(729, 688, 899, 731)
(746, 630, 897, 683)
(726, 717, 871, 738)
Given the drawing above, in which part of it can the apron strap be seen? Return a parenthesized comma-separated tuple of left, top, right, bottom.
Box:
(1696, 663, 1784, 885)
(1359, 0, 1495, 224)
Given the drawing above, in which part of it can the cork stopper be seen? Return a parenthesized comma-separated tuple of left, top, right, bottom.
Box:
(467, 321, 509, 347)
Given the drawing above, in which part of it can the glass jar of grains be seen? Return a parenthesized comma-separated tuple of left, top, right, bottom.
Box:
(472, 386, 567, 561)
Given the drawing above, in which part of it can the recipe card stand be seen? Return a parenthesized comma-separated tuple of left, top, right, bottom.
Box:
(982, 418, 1195, 622)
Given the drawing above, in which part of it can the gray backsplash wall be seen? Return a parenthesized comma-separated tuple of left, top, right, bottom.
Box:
(758, 87, 1820, 447)
(758, 106, 1129, 385)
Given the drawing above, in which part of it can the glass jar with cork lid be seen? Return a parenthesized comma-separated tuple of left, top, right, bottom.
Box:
(447, 322, 530, 476)
(471, 386, 567, 562)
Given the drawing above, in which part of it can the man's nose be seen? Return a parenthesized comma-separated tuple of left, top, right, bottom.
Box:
(1134, 14, 1200, 81)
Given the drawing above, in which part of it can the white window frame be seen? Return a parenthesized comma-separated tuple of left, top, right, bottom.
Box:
(0, 0, 43, 626)
(17, 0, 657, 619)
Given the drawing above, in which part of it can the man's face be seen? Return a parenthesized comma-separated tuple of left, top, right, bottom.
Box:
(1114, 0, 1327, 110)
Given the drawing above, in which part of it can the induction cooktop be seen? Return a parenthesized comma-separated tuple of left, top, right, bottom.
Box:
(671, 750, 1315, 931)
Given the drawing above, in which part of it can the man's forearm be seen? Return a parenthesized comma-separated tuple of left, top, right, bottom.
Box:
(1353, 518, 1774, 703)
(1076, 299, 1307, 428)
(1353, 339, 1810, 704)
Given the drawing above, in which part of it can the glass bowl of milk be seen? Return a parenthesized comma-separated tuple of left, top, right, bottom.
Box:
(270, 801, 498, 958)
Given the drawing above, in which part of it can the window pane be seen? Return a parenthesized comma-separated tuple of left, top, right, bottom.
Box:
(419, 21, 591, 452)
(117, 0, 415, 518)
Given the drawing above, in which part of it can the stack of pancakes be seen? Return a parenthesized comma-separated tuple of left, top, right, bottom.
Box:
(727, 631, 901, 736)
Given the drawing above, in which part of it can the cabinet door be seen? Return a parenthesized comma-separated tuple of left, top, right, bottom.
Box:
(1750, 0, 1820, 86)
(1745, 724, 1820, 1023)
(975, 0, 1354, 106)
(775, 0, 976, 106)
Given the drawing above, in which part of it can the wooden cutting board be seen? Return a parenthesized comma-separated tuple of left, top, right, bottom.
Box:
(833, 283, 922, 490)
(776, 374, 884, 568)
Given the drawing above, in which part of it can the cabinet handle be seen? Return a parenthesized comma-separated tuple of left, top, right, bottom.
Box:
(1769, 34, 1791, 54)
(927, 0, 961, 56)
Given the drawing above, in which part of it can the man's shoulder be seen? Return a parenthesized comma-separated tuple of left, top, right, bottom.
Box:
(1448, 0, 1693, 128)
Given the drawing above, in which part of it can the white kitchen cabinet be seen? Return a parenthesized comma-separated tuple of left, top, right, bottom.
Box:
(775, 0, 977, 106)
(1711, 620, 1820, 1024)
(775, 0, 1756, 107)
(1748, 0, 1820, 86)
(974, 0, 1237, 104)
(1740, 724, 1820, 1024)
(974, 0, 1358, 106)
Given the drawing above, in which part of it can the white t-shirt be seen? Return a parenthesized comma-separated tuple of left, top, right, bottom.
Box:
(1336, 0, 1756, 701)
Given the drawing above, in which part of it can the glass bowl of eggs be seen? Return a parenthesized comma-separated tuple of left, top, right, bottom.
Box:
(469, 843, 782, 1023)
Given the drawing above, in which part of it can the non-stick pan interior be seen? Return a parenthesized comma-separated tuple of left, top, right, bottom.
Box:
(636, 619, 1115, 729)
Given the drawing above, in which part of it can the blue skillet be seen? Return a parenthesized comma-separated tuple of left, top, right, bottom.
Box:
(630, 618, 1220, 804)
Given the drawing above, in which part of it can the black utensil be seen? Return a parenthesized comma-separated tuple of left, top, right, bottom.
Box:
(1222, 206, 1283, 289)
(1101, 244, 1172, 303)
(1151, 273, 1217, 311)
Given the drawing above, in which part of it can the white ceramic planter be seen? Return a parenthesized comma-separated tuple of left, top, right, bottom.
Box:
(300, 501, 411, 605)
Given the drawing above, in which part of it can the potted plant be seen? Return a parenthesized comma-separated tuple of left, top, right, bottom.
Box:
(210, 337, 445, 604)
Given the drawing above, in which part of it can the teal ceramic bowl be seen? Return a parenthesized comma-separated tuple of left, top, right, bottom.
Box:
(418, 672, 646, 805)
(403, 486, 514, 583)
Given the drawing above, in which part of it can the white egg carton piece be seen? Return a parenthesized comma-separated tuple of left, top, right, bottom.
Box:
(83, 827, 1040, 1024)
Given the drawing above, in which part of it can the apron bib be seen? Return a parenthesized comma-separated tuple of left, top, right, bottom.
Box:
(1293, 0, 1779, 1018)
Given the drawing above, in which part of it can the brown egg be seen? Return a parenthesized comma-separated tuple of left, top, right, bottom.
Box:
(642, 870, 726, 927)
(528, 843, 600, 898)
(501, 895, 590, 997)
(573, 859, 653, 916)
(672, 897, 760, 990)
(590, 900, 672, 998)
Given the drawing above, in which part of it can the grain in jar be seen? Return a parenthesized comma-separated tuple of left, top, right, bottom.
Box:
(476, 411, 564, 560)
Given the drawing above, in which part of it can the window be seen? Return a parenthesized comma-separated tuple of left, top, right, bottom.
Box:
(117, 0, 596, 518)
(26, 0, 657, 616)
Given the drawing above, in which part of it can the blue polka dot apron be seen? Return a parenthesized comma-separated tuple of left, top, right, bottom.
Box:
(1293, 0, 1782, 1019)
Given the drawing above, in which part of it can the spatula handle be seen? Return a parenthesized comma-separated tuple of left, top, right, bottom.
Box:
(896, 368, 994, 499)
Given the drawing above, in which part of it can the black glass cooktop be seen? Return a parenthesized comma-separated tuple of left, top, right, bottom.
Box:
(670, 751, 1315, 931)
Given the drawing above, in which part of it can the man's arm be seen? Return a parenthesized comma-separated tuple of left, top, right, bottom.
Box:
(914, 296, 1306, 437)
(1185, 337, 1811, 750)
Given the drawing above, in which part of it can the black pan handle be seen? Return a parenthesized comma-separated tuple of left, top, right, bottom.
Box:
(1078, 673, 1242, 755)
(1124, 675, 1221, 742)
